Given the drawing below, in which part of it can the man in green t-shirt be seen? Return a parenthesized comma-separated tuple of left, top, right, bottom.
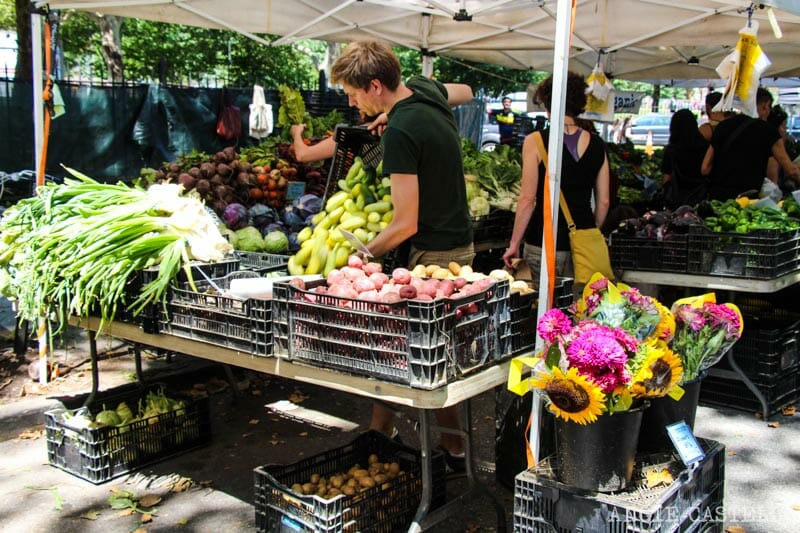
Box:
(331, 40, 474, 471)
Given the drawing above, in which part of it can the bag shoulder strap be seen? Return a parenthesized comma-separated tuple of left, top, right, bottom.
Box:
(531, 131, 576, 231)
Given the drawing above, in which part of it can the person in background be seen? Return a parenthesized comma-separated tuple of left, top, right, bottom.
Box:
(701, 103, 799, 200)
(698, 91, 732, 142)
(490, 96, 516, 145)
(756, 87, 774, 122)
(330, 39, 474, 472)
(502, 71, 610, 296)
(660, 109, 709, 208)
(290, 113, 387, 163)
(765, 105, 798, 191)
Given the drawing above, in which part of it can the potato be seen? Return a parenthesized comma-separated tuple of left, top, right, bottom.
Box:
(425, 264, 440, 276)
(373, 473, 388, 485)
(368, 453, 380, 465)
(411, 264, 427, 278)
(381, 482, 392, 491)
(302, 483, 314, 495)
(291, 483, 304, 494)
(447, 261, 462, 275)
(388, 462, 401, 476)
(432, 268, 451, 279)
(358, 476, 376, 489)
(342, 485, 356, 496)
(310, 473, 320, 484)
(330, 475, 344, 488)
(326, 488, 342, 498)
(382, 462, 392, 472)
(316, 485, 327, 497)
(352, 469, 370, 479)
(347, 478, 359, 488)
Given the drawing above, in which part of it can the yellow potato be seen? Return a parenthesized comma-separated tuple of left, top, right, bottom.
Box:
(373, 473, 388, 485)
(368, 454, 380, 465)
(352, 469, 370, 479)
(432, 268, 451, 279)
(310, 473, 320, 484)
(448, 261, 461, 276)
(358, 476, 376, 489)
(411, 264, 427, 278)
(342, 485, 355, 496)
(425, 264, 440, 276)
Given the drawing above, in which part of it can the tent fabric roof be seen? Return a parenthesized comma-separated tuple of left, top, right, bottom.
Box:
(41, 0, 800, 79)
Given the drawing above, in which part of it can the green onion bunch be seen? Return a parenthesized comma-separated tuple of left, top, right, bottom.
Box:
(0, 169, 232, 333)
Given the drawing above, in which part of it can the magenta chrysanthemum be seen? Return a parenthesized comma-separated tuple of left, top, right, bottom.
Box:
(537, 308, 572, 343)
(564, 324, 632, 393)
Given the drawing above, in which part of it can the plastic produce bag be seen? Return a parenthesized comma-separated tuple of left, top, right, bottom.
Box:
(249, 84, 273, 140)
(714, 21, 771, 117)
(759, 177, 782, 203)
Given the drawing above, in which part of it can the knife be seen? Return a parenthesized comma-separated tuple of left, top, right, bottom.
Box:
(339, 228, 373, 258)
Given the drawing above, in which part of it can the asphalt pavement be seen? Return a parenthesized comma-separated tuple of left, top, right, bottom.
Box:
(0, 332, 798, 533)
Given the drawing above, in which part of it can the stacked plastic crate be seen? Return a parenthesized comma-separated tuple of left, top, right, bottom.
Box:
(514, 439, 726, 533)
(700, 296, 800, 416)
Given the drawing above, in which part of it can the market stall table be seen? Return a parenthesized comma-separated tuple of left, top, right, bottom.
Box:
(620, 269, 800, 420)
(69, 316, 511, 532)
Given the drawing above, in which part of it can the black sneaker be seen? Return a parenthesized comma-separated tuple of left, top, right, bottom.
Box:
(437, 446, 466, 474)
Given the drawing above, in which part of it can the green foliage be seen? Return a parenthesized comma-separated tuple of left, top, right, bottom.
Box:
(0, 0, 15, 29)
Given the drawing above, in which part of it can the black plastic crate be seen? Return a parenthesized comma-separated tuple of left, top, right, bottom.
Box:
(124, 257, 241, 333)
(472, 208, 515, 246)
(686, 227, 800, 279)
(271, 278, 499, 389)
(254, 430, 446, 533)
(163, 271, 266, 353)
(325, 126, 383, 199)
(44, 385, 211, 484)
(233, 251, 290, 275)
(699, 367, 799, 417)
(610, 233, 689, 273)
(716, 298, 800, 378)
(514, 439, 725, 533)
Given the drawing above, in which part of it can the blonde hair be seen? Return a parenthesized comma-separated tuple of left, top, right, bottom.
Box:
(331, 40, 402, 91)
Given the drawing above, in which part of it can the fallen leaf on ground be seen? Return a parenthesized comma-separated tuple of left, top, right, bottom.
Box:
(117, 509, 135, 517)
(754, 412, 762, 419)
(176, 519, 189, 526)
(133, 528, 147, 533)
(138, 494, 161, 508)
(249, 419, 260, 425)
(140, 513, 153, 524)
(727, 450, 737, 457)
(768, 421, 780, 428)
(170, 477, 193, 492)
(79, 510, 100, 520)
(725, 526, 747, 533)
(644, 468, 673, 488)
(19, 428, 44, 440)
(782, 406, 796, 416)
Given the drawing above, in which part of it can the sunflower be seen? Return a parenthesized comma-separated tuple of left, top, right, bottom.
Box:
(630, 345, 683, 398)
(531, 367, 606, 424)
(653, 300, 676, 342)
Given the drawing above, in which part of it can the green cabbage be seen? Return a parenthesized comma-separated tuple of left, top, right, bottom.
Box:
(264, 231, 289, 254)
(469, 196, 491, 217)
(234, 226, 265, 252)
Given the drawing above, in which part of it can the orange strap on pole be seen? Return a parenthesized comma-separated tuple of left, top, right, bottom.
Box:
(533, 132, 556, 308)
(37, 19, 54, 189)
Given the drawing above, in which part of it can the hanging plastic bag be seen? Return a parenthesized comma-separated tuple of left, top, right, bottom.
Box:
(216, 88, 241, 141)
(248, 84, 273, 140)
(582, 64, 615, 122)
(714, 21, 771, 117)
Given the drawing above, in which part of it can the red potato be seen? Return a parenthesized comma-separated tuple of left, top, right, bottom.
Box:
(398, 285, 417, 300)
(328, 283, 358, 300)
(438, 279, 455, 297)
(358, 289, 380, 301)
(368, 272, 389, 290)
(453, 277, 468, 290)
(347, 254, 364, 269)
(353, 277, 376, 294)
(472, 277, 495, 292)
(420, 279, 440, 298)
(342, 266, 366, 281)
(288, 277, 307, 291)
(391, 268, 411, 285)
(363, 262, 383, 275)
(435, 289, 447, 300)
(326, 269, 345, 286)
(415, 294, 433, 301)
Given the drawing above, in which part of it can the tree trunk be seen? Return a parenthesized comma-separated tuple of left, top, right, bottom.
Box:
(14, 0, 32, 81)
(89, 14, 123, 83)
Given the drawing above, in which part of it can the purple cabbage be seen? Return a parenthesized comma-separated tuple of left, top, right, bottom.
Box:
(292, 194, 323, 219)
(223, 202, 248, 230)
(248, 203, 278, 229)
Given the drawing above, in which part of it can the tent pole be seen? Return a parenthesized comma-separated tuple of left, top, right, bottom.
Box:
(530, 0, 573, 467)
(32, 12, 44, 179)
(535, 0, 571, 338)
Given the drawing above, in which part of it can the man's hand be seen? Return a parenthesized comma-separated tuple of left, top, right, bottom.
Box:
(368, 113, 388, 136)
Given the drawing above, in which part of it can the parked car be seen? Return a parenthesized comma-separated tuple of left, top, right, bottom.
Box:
(786, 115, 800, 141)
(626, 113, 672, 146)
(481, 117, 500, 152)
